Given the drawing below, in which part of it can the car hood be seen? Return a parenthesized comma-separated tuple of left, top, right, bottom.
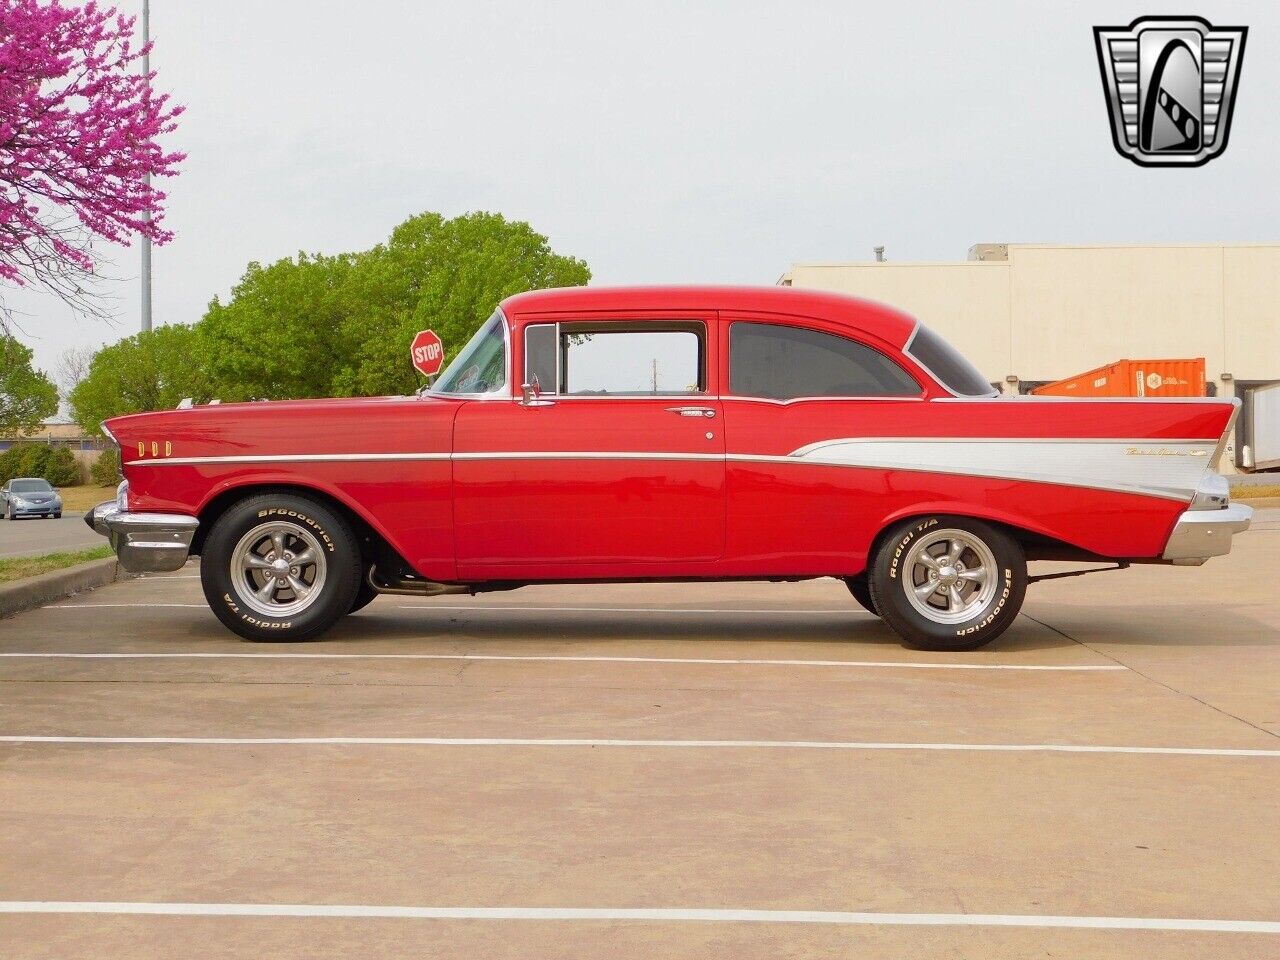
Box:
(104, 394, 463, 465)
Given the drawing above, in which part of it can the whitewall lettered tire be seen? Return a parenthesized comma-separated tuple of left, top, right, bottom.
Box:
(869, 516, 1026, 651)
(200, 493, 361, 642)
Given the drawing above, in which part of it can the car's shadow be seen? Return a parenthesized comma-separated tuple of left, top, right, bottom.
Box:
(1021, 602, 1277, 649)
(184, 604, 1081, 654)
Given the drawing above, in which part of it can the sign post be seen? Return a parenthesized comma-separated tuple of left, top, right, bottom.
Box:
(410, 330, 445, 379)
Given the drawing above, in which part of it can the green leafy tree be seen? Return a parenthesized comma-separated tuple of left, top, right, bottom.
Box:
(0, 335, 58, 434)
(69, 324, 212, 434)
(333, 211, 590, 396)
(201, 252, 360, 402)
(201, 211, 589, 399)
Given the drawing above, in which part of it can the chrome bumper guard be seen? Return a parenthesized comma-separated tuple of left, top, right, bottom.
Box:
(85, 501, 199, 573)
(1161, 475, 1253, 565)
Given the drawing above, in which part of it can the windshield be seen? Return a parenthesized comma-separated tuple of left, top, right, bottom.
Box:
(905, 324, 998, 397)
(10, 479, 53, 493)
(432, 310, 508, 396)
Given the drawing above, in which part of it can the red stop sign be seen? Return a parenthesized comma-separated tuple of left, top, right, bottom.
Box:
(410, 329, 445, 377)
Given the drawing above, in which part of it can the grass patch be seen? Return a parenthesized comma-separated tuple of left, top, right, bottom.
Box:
(0, 546, 113, 585)
(1231, 483, 1280, 500)
(54, 485, 117, 512)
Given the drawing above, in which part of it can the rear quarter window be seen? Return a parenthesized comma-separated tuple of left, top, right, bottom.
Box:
(729, 322, 920, 400)
(904, 324, 997, 397)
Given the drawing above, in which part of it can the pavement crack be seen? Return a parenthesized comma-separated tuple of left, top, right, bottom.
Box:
(1021, 612, 1280, 744)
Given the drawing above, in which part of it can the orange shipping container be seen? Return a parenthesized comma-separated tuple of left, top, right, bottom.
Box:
(1030, 358, 1206, 398)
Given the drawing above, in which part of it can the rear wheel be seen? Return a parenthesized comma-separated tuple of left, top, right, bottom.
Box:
(200, 493, 361, 642)
(870, 516, 1025, 651)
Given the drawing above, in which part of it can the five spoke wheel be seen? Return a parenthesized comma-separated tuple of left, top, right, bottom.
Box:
(230, 521, 328, 618)
(902, 528, 998, 625)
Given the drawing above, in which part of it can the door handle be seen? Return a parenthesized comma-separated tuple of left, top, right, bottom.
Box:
(666, 406, 716, 418)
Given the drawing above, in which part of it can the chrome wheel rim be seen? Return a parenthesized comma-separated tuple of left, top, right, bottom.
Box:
(230, 521, 327, 618)
(903, 528, 999, 625)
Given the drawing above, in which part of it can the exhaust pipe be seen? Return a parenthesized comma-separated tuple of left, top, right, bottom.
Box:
(366, 566, 472, 597)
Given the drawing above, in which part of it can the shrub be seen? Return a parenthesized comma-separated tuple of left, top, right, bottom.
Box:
(16, 444, 50, 480)
(0, 445, 26, 485)
(90, 447, 119, 486)
(44, 447, 81, 486)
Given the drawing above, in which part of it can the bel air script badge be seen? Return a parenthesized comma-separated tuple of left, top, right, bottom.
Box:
(1094, 16, 1247, 167)
(1125, 447, 1208, 457)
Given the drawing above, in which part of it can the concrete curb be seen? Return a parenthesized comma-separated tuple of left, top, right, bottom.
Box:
(0, 557, 133, 619)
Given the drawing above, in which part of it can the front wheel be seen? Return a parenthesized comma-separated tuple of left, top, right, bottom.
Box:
(869, 516, 1026, 651)
(200, 493, 361, 642)
(347, 575, 378, 614)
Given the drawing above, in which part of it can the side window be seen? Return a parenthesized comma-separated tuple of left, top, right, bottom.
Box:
(524, 324, 557, 394)
(524, 322, 705, 396)
(729, 322, 920, 400)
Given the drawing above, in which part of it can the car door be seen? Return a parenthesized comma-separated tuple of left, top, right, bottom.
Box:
(718, 313, 926, 575)
(453, 313, 725, 576)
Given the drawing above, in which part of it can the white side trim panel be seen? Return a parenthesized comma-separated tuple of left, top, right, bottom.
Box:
(787, 438, 1214, 502)
(124, 439, 1214, 501)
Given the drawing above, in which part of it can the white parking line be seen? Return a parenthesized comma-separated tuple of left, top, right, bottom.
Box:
(51, 603, 206, 608)
(0, 652, 1123, 672)
(2, 736, 1276, 757)
(0, 902, 1274, 932)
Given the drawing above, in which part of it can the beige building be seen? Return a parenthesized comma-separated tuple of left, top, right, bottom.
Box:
(780, 243, 1280, 471)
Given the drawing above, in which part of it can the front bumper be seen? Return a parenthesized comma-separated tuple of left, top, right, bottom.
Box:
(86, 501, 200, 573)
(1161, 502, 1253, 565)
(8, 502, 60, 516)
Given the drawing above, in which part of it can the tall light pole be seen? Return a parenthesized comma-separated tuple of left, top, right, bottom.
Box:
(140, 0, 152, 333)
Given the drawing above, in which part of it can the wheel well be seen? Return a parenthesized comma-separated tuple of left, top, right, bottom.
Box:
(867, 513, 1105, 567)
(192, 484, 414, 576)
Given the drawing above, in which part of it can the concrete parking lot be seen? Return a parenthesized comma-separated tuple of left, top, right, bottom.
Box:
(0, 510, 1276, 958)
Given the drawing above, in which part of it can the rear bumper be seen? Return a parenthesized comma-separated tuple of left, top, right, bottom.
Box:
(1161, 502, 1253, 564)
(86, 501, 199, 573)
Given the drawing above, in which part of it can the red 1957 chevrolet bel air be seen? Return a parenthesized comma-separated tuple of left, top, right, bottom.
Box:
(87, 286, 1251, 650)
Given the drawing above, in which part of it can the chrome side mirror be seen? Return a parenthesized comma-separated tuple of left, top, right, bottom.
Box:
(520, 380, 552, 407)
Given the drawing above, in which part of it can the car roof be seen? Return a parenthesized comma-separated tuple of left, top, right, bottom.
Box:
(500, 285, 919, 347)
(9, 477, 50, 483)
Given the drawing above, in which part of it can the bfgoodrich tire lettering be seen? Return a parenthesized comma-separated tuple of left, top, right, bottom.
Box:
(869, 515, 1026, 651)
(200, 493, 361, 642)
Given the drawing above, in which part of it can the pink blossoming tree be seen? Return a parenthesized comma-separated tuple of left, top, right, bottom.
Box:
(0, 0, 182, 319)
